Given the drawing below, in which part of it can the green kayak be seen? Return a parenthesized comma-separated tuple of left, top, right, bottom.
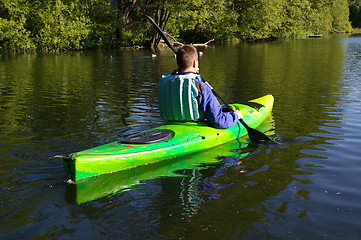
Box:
(63, 94, 274, 182)
(65, 140, 251, 203)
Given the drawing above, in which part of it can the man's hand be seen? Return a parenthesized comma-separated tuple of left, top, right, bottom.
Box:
(235, 110, 243, 119)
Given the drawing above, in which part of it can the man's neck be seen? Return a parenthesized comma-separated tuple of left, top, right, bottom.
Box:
(179, 68, 199, 74)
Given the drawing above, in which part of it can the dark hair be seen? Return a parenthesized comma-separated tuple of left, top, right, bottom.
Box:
(176, 45, 198, 70)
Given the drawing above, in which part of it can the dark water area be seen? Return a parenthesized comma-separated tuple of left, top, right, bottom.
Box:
(1, 34, 361, 239)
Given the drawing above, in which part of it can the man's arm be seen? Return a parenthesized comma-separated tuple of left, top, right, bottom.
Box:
(197, 83, 240, 129)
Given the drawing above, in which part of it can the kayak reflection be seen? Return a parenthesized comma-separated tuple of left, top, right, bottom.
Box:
(65, 115, 275, 204)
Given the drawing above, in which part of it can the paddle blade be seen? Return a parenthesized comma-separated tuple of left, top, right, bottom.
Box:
(239, 119, 273, 143)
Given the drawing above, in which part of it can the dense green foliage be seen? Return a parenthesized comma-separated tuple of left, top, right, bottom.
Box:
(0, 0, 118, 52)
(0, 0, 353, 52)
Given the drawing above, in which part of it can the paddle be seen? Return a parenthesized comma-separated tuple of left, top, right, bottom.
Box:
(145, 15, 272, 143)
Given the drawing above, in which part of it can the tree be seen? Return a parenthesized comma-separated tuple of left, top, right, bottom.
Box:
(236, 0, 285, 39)
(349, 0, 361, 27)
(165, 0, 238, 43)
(146, 0, 173, 50)
(0, 0, 354, 52)
(30, 0, 91, 51)
(330, 0, 353, 32)
(0, 0, 35, 52)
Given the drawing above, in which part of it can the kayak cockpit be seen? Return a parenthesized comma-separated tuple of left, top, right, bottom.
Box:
(120, 129, 174, 144)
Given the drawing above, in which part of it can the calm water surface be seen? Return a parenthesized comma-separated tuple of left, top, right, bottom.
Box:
(1, 35, 361, 239)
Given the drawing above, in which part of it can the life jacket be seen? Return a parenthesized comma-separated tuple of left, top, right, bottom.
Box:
(158, 72, 204, 121)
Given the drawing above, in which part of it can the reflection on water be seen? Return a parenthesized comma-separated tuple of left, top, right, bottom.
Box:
(1, 35, 361, 239)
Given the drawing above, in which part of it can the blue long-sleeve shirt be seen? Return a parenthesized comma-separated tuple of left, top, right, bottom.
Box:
(171, 70, 239, 129)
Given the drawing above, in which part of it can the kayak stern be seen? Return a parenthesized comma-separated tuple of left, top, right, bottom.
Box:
(63, 154, 76, 183)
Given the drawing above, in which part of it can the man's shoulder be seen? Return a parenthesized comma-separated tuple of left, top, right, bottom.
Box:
(161, 70, 177, 78)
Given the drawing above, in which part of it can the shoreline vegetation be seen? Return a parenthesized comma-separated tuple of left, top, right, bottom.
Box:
(0, 0, 359, 53)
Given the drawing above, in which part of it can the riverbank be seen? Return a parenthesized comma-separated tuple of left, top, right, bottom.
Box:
(353, 28, 361, 33)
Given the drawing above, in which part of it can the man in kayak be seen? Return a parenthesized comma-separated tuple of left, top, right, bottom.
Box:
(158, 44, 243, 129)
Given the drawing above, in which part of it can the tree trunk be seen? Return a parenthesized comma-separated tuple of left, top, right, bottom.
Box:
(151, 6, 171, 51)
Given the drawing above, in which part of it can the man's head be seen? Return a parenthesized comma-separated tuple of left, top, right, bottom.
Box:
(176, 45, 199, 73)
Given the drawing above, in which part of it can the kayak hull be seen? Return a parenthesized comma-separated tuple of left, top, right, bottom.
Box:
(63, 95, 274, 182)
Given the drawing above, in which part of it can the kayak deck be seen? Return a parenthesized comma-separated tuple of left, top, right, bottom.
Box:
(63, 95, 274, 182)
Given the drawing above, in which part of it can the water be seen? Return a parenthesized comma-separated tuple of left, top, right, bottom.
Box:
(1, 34, 361, 239)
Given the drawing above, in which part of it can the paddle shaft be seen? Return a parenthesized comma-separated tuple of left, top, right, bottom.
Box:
(145, 15, 272, 142)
